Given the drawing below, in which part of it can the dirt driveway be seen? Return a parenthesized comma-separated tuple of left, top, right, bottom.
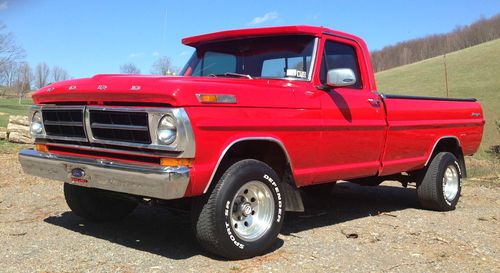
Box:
(0, 153, 499, 272)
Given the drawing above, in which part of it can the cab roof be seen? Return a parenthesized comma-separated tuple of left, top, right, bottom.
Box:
(181, 25, 360, 47)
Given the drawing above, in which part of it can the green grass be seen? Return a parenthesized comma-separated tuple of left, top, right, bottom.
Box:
(0, 98, 33, 127)
(0, 140, 28, 154)
(376, 39, 500, 160)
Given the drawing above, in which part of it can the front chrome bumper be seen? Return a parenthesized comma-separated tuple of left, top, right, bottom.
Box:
(19, 149, 189, 200)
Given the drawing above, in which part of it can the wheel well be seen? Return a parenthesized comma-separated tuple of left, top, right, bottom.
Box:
(206, 139, 293, 195)
(220, 140, 290, 180)
(207, 139, 304, 212)
(427, 137, 467, 177)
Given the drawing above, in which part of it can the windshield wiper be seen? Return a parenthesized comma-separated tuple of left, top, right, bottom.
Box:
(208, 72, 253, 79)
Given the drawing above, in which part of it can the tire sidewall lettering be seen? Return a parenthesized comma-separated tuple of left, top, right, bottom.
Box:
(263, 174, 283, 223)
(222, 172, 284, 250)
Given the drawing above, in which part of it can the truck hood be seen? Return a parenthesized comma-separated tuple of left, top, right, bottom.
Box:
(32, 74, 306, 108)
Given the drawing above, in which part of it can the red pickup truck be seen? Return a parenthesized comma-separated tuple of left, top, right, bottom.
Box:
(20, 26, 484, 259)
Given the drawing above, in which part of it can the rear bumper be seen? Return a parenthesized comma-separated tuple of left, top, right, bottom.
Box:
(18, 149, 189, 200)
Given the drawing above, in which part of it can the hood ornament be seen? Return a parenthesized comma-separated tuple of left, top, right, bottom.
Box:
(97, 85, 107, 90)
(46, 87, 55, 92)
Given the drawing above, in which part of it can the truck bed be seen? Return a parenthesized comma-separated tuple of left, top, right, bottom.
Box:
(379, 94, 484, 176)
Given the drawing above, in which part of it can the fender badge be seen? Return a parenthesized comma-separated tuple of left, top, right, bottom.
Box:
(130, 85, 141, 91)
(471, 112, 481, 117)
(97, 85, 107, 90)
(68, 86, 77, 90)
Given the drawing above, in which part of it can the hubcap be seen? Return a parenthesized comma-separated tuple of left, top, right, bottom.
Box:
(230, 181, 275, 242)
(442, 164, 459, 204)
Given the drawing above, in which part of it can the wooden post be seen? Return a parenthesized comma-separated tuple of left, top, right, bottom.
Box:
(444, 54, 449, 98)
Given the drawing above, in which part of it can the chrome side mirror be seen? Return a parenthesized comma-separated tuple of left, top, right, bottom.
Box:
(327, 68, 356, 87)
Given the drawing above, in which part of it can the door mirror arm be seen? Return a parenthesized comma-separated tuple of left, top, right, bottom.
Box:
(315, 85, 332, 91)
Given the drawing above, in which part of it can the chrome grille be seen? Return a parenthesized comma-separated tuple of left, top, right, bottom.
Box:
(89, 110, 151, 144)
(42, 108, 85, 139)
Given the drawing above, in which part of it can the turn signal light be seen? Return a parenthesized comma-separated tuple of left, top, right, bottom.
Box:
(35, 144, 49, 153)
(198, 94, 218, 103)
(160, 158, 193, 167)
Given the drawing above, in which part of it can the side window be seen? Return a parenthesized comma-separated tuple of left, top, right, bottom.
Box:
(192, 51, 236, 76)
(320, 41, 362, 89)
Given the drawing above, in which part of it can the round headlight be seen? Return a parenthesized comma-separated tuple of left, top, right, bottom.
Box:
(157, 115, 177, 145)
(30, 111, 44, 136)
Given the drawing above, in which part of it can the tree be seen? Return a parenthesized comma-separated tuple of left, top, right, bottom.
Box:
(371, 14, 500, 72)
(15, 62, 32, 102)
(1, 61, 18, 87)
(0, 22, 25, 94)
(0, 22, 25, 69)
(151, 56, 175, 75)
(51, 66, 70, 82)
(119, 63, 141, 74)
(34, 62, 50, 88)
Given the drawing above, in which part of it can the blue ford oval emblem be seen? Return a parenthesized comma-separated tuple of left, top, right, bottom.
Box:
(71, 168, 85, 178)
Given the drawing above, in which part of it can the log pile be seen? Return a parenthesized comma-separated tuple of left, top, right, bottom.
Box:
(1, 115, 34, 144)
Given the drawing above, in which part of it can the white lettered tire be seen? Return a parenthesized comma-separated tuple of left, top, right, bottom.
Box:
(192, 159, 285, 259)
(417, 152, 462, 211)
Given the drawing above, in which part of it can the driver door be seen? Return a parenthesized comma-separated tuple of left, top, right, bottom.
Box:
(313, 37, 386, 183)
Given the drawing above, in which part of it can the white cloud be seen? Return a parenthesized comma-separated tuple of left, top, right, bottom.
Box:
(152, 51, 160, 57)
(129, 52, 144, 58)
(247, 12, 278, 26)
(0, 1, 8, 10)
(179, 51, 190, 57)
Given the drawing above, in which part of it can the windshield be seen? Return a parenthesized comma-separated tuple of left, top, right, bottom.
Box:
(180, 35, 316, 80)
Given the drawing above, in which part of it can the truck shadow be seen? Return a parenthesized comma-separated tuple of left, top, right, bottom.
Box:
(44, 182, 417, 260)
(283, 182, 419, 235)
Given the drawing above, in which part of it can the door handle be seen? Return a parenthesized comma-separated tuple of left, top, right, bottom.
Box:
(368, 98, 381, 107)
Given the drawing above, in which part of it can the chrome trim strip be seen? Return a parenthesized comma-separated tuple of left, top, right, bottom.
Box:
(91, 123, 149, 131)
(424, 136, 461, 166)
(19, 149, 189, 200)
(203, 137, 293, 193)
(307, 37, 319, 81)
(43, 120, 83, 127)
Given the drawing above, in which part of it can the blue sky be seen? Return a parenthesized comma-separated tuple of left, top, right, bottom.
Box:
(1, 0, 499, 79)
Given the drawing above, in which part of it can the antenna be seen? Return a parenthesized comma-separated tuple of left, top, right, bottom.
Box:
(443, 54, 449, 98)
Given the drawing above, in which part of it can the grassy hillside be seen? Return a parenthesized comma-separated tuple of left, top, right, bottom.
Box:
(376, 39, 500, 159)
(0, 98, 33, 127)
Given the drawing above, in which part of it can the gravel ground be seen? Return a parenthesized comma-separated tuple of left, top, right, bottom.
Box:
(0, 153, 499, 273)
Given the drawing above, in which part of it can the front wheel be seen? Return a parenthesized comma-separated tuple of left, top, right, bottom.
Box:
(417, 152, 461, 211)
(192, 159, 285, 259)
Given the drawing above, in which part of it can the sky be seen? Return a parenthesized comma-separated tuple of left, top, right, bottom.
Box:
(1, 0, 499, 79)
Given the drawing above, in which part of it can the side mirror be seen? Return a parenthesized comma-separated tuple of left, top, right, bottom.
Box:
(327, 68, 356, 87)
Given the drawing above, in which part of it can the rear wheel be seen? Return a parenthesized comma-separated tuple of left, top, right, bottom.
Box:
(192, 159, 285, 260)
(64, 183, 138, 221)
(417, 152, 461, 211)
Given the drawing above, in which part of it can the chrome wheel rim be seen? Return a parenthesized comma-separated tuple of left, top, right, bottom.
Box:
(230, 180, 275, 242)
(443, 165, 459, 204)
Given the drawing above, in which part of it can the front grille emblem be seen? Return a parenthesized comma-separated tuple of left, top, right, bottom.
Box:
(97, 85, 107, 90)
(130, 85, 141, 91)
(68, 86, 77, 90)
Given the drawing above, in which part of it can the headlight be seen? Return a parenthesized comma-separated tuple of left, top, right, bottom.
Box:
(157, 114, 177, 145)
(30, 111, 45, 136)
